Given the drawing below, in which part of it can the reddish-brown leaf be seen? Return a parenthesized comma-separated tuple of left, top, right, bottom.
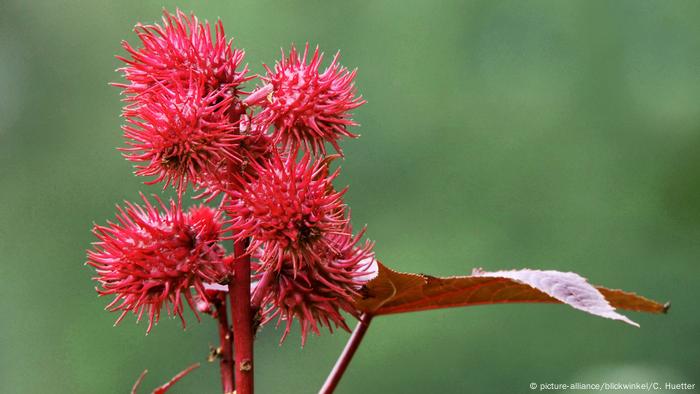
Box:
(354, 262, 667, 325)
(596, 287, 669, 314)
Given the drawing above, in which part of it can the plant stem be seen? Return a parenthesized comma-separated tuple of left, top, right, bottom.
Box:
(319, 314, 373, 394)
(214, 297, 234, 394)
(231, 238, 254, 394)
(251, 269, 274, 310)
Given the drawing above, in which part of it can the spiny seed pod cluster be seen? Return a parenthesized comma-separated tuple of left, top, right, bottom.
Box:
(87, 195, 227, 332)
(87, 9, 375, 344)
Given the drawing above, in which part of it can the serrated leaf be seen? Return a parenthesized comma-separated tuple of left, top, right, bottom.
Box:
(354, 262, 667, 326)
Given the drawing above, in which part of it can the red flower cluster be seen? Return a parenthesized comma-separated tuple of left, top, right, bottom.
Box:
(87, 195, 227, 332)
(90, 9, 372, 344)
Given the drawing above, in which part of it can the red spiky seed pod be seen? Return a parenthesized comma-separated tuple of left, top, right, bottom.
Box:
(226, 151, 348, 273)
(121, 79, 245, 195)
(256, 220, 375, 345)
(87, 195, 228, 332)
(116, 9, 251, 118)
(266, 262, 354, 345)
(252, 44, 365, 155)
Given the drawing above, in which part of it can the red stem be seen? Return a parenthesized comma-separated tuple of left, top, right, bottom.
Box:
(319, 314, 373, 394)
(231, 238, 254, 394)
(242, 83, 273, 107)
(153, 363, 200, 393)
(251, 269, 274, 310)
(130, 369, 148, 394)
(214, 298, 234, 393)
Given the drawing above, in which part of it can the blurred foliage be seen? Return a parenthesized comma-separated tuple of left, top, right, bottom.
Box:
(1, 1, 698, 393)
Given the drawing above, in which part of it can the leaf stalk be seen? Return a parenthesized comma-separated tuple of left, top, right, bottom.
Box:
(319, 314, 373, 394)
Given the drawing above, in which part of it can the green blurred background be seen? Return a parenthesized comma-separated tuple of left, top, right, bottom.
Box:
(1, 1, 698, 393)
